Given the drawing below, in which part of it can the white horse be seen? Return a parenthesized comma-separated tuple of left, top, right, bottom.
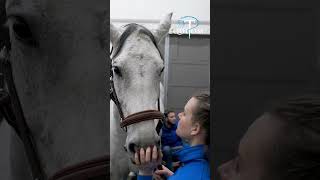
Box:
(110, 13, 172, 179)
(1, 0, 108, 179)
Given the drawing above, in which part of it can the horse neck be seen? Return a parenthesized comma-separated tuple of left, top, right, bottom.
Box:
(29, 108, 107, 176)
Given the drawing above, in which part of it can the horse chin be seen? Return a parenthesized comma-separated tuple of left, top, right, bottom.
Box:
(129, 157, 136, 165)
(125, 151, 137, 166)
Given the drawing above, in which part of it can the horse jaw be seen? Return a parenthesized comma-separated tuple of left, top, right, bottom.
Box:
(5, 0, 108, 178)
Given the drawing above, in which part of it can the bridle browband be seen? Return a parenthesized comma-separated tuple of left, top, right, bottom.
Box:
(0, 9, 108, 180)
(110, 23, 164, 132)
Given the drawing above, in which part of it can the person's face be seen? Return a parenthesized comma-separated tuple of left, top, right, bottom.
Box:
(218, 113, 284, 180)
(176, 97, 198, 140)
(167, 112, 176, 124)
(178, 112, 183, 120)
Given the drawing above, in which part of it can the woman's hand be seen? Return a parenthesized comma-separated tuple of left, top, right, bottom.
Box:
(134, 146, 163, 176)
(154, 165, 174, 177)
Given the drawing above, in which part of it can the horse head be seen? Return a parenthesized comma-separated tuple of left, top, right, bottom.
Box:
(110, 13, 172, 159)
(1, 0, 108, 178)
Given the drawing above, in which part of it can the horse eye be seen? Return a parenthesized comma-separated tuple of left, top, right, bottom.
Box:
(11, 17, 38, 47)
(113, 66, 122, 77)
(160, 67, 164, 76)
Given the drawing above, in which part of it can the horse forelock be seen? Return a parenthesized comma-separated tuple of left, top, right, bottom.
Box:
(111, 23, 162, 60)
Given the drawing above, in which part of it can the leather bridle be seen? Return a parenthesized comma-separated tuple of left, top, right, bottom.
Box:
(110, 23, 165, 133)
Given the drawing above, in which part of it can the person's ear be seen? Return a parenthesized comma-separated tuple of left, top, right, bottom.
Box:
(190, 122, 201, 136)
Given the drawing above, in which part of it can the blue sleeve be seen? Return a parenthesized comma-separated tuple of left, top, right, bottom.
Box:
(137, 175, 153, 180)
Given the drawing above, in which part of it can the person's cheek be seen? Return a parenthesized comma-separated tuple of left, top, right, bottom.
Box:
(176, 123, 181, 135)
(177, 123, 181, 131)
(178, 120, 182, 126)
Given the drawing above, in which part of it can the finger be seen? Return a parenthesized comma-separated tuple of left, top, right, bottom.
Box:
(154, 169, 167, 176)
(155, 151, 163, 164)
(160, 165, 174, 176)
(152, 146, 158, 162)
(145, 146, 151, 163)
(140, 148, 145, 164)
(161, 165, 169, 171)
(157, 150, 163, 163)
(153, 174, 162, 180)
(134, 152, 140, 165)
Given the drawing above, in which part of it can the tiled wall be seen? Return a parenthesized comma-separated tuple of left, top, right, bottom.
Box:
(165, 35, 210, 114)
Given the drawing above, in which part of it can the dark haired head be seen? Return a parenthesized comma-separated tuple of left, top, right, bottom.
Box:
(268, 94, 320, 180)
(164, 110, 175, 118)
(191, 91, 210, 145)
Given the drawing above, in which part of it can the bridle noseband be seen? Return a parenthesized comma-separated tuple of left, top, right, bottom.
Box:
(110, 23, 164, 133)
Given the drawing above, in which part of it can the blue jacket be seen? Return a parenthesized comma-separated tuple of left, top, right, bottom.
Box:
(161, 122, 182, 148)
(138, 145, 210, 180)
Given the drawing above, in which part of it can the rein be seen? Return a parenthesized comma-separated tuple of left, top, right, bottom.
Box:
(0, 47, 46, 180)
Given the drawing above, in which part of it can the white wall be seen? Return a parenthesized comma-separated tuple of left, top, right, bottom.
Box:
(111, 0, 210, 21)
(110, 0, 210, 35)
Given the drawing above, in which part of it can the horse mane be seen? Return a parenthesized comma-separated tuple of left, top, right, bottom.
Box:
(111, 23, 162, 60)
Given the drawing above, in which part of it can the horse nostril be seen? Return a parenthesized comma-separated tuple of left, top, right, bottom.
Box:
(128, 143, 136, 153)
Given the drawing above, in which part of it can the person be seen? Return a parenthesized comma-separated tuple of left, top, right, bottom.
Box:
(177, 112, 183, 122)
(161, 110, 183, 170)
(218, 94, 320, 180)
(135, 92, 210, 180)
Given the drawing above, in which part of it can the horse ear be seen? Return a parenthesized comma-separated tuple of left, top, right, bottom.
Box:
(152, 12, 173, 43)
(110, 23, 121, 46)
